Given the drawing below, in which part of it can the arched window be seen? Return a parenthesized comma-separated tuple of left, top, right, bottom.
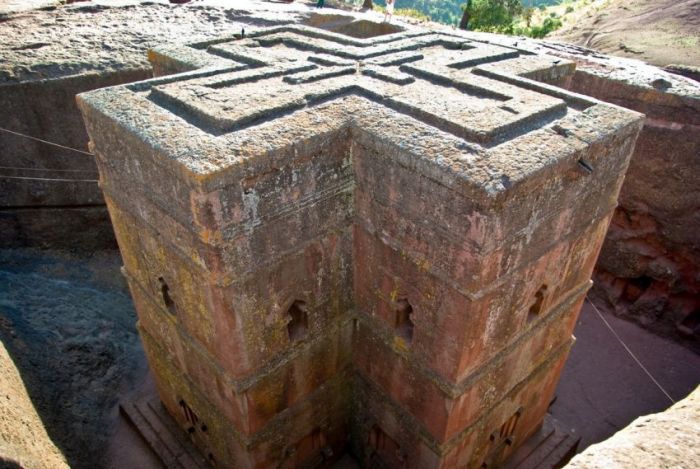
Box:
(158, 277, 177, 315)
(287, 300, 309, 342)
(527, 285, 547, 323)
(395, 298, 414, 343)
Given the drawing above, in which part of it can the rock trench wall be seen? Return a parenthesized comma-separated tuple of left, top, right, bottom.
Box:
(550, 48, 700, 345)
(0, 1, 301, 251)
(565, 385, 700, 469)
(450, 32, 700, 345)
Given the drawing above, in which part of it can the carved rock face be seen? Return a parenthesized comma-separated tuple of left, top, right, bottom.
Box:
(78, 24, 643, 468)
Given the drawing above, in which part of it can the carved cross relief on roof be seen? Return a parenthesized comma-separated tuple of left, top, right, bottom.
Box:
(146, 26, 580, 147)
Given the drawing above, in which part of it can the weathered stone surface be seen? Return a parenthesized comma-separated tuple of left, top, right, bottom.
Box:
(0, 248, 143, 468)
(0, 0, 300, 249)
(565, 385, 700, 469)
(0, 341, 69, 469)
(79, 23, 642, 468)
(447, 31, 700, 345)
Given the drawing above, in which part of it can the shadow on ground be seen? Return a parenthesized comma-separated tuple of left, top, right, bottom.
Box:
(550, 299, 700, 450)
(0, 248, 147, 469)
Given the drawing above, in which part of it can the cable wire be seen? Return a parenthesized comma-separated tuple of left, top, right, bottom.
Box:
(587, 297, 676, 405)
(0, 126, 94, 157)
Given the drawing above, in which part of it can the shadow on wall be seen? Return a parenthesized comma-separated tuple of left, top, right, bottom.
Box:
(0, 457, 22, 469)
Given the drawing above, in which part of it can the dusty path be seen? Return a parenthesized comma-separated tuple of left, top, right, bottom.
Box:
(551, 300, 700, 450)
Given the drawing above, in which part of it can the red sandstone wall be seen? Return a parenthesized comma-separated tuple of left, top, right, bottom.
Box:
(566, 68, 700, 343)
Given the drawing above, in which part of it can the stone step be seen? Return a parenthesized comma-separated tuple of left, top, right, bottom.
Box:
(120, 396, 210, 469)
(503, 414, 580, 469)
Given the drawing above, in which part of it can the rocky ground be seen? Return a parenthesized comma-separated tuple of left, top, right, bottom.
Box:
(0, 340, 68, 469)
(547, 0, 700, 68)
(0, 0, 311, 84)
(0, 248, 145, 468)
(566, 385, 700, 468)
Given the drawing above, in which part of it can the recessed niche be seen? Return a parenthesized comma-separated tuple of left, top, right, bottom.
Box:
(622, 275, 653, 304)
(284, 427, 331, 466)
(158, 277, 177, 315)
(179, 399, 199, 434)
(481, 408, 523, 468)
(527, 285, 547, 323)
(395, 298, 414, 343)
(368, 424, 405, 466)
(287, 300, 309, 342)
(498, 408, 521, 444)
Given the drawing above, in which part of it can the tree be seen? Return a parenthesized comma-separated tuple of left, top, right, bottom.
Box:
(460, 0, 523, 33)
(362, 0, 373, 9)
(459, 0, 472, 30)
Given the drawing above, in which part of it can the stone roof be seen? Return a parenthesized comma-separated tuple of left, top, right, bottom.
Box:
(78, 24, 643, 202)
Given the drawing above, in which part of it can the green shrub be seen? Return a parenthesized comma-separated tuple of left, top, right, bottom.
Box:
(524, 16, 563, 38)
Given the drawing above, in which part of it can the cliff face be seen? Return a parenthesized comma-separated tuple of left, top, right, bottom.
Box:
(548, 0, 700, 69)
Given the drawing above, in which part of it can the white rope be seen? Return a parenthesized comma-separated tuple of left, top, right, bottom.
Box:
(586, 296, 676, 405)
(0, 126, 94, 157)
(0, 165, 96, 173)
(0, 175, 98, 183)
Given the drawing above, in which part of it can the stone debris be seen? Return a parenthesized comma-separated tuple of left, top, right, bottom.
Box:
(78, 22, 643, 467)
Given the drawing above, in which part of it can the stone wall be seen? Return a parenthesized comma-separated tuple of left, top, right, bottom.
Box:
(4, 2, 695, 348)
(565, 56, 700, 343)
(0, 341, 69, 469)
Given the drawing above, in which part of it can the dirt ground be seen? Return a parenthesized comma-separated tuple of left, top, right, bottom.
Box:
(1, 247, 698, 468)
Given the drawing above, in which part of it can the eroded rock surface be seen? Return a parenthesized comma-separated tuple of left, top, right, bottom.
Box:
(0, 0, 302, 250)
(551, 46, 700, 346)
(548, 0, 700, 69)
(79, 22, 642, 467)
(0, 1, 301, 83)
(0, 249, 144, 468)
(0, 341, 69, 469)
(565, 385, 700, 469)
(442, 29, 700, 346)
